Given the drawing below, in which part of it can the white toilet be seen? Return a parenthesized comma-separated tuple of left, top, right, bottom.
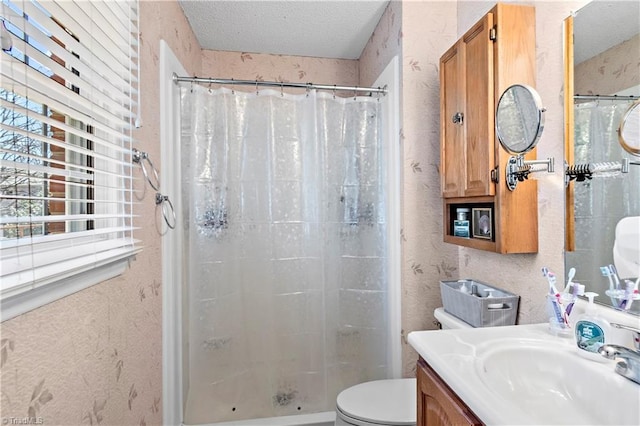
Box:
(334, 308, 472, 426)
(335, 378, 416, 426)
(434, 307, 474, 330)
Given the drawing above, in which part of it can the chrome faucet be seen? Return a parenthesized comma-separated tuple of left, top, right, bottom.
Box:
(598, 323, 640, 385)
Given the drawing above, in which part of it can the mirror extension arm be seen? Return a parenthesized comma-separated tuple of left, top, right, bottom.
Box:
(505, 155, 555, 191)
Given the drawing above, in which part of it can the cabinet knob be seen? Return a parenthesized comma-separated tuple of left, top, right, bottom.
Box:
(452, 112, 464, 124)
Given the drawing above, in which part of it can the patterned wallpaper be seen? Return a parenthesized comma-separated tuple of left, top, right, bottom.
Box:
(0, 0, 597, 422)
(200, 50, 359, 92)
(0, 2, 202, 425)
(359, 1, 403, 88)
(398, 1, 461, 377)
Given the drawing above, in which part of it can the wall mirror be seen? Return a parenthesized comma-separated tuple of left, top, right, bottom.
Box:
(619, 100, 640, 156)
(496, 84, 545, 155)
(496, 84, 553, 191)
(564, 0, 640, 313)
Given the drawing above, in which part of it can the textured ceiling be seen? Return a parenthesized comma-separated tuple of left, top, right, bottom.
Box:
(179, 1, 639, 64)
(178, 0, 390, 60)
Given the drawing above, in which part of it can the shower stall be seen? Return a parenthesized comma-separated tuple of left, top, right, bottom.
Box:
(160, 42, 400, 426)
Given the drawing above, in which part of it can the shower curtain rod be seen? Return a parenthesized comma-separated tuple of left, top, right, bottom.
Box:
(574, 94, 639, 101)
(173, 74, 387, 95)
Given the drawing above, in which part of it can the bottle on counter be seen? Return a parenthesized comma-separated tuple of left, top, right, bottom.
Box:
(574, 292, 611, 362)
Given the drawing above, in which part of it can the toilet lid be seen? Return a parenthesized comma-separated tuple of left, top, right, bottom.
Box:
(336, 378, 416, 425)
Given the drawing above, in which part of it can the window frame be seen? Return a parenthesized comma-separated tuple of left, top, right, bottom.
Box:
(0, 0, 140, 321)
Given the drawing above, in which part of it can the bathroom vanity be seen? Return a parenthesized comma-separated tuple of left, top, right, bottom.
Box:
(416, 358, 481, 426)
(409, 302, 640, 426)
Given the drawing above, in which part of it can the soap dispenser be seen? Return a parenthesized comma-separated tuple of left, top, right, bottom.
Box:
(458, 280, 471, 294)
(574, 292, 611, 362)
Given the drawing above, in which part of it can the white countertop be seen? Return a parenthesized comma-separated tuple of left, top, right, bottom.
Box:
(408, 323, 640, 425)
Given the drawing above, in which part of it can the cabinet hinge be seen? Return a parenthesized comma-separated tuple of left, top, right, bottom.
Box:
(490, 166, 499, 184)
(489, 26, 497, 42)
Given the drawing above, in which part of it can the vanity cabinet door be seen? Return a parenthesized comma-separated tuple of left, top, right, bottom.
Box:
(440, 14, 494, 199)
(417, 358, 482, 426)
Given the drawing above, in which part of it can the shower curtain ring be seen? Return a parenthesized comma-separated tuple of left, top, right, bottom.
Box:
(281, 82, 284, 97)
(354, 87, 357, 101)
(256, 80, 259, 96)
(333, 85, 336, 99)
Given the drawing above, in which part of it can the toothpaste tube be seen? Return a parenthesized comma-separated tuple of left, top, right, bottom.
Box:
(543, 267, 565, 328)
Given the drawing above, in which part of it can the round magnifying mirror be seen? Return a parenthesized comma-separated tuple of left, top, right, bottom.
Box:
(618, 99, 640, 156)
(496, 84, 545, 155)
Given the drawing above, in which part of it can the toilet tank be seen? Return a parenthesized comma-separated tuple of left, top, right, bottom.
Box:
(434, 307, 474, 329)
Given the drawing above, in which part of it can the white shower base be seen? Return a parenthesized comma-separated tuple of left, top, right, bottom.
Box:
(185, 411, 335, 426)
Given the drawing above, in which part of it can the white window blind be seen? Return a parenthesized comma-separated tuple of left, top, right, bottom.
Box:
(0, 0, 140, 314)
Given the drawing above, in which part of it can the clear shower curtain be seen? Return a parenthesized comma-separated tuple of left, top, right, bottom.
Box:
(569, 101, 640, 288)
(180, 85, 389, 424)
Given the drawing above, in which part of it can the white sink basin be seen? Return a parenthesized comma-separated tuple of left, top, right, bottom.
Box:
(475, 339, 640, 425)
(408, 323, 640, 425)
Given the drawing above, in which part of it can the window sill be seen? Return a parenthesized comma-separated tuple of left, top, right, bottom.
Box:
(1, 256, 134, 322)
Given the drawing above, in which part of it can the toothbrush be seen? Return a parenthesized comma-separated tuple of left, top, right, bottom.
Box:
(542, 267, 565, 328)
(600, 266, 615, 291)
(609, 264, 621, 290)
(542, 267, 560, 294)
(563, 267, 576, 293)
(564, 283, 584, 323)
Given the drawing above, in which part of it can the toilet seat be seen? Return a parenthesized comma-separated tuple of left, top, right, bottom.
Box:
(336, 378, 416, 426)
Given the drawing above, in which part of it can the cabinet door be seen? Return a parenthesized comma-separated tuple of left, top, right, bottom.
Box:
(417, 358, 482, 426)
(462, 13, 495, 197)
(440, 42, 465, 198)
(440, 14, 495, 199)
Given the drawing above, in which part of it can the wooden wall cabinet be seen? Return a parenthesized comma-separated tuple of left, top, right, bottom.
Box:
(439, 3, 538, 254)
(417, 358, 482, 426)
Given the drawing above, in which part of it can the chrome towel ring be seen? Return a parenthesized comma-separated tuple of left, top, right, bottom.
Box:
(132, 148, 160, 191)
(156, 192, 176, 230)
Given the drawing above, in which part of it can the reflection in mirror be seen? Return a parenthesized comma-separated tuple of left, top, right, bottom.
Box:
(606, 217, 640, 309)
(496, 84, 553, 191)
(496, 84, 544, 155)
(564, 0, 640, 314)
(619, 100, 640, 156)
